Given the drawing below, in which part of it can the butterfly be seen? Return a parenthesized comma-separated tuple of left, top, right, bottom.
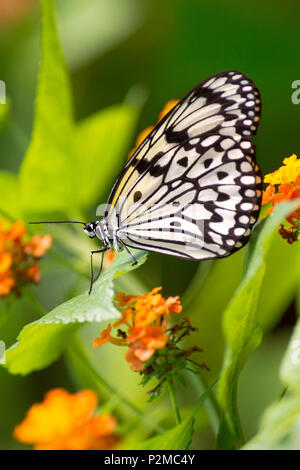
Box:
(32, 70, 262, 294)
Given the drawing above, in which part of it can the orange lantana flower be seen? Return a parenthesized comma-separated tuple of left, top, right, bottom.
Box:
(94, 287, 182, 371)
(262, 154, 300, 242)
(127, 99, 179, 160)
(104, 249, 116, 269)
(95, 290, 207, 401)
(93, 324, 113, 348)
(93, 324, 126, 348)
(0, 220, 52, 296)
(13, 389, 118, 450)
(114, 291, 137, 307)
(24, 234, 52, 258)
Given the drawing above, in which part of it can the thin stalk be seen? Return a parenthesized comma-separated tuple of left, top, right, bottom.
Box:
(182, 260, 213, 309)
(188, 370, 220, 435)
(230, 384, 246, 447)
(68, 338, 164, 434)
(23, 287, 46, 318)
(167, 377, 181, 425)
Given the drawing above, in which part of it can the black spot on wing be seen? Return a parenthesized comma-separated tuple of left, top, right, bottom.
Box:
(133, 191, 142, 202)
(217, 192, 230, 202)
(217, 171, 228, 180)
(204, 158, 213, 169)
(177, 157, 188, 167)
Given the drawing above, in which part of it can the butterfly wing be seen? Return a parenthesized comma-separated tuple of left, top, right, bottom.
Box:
(105, 70, 262, 260)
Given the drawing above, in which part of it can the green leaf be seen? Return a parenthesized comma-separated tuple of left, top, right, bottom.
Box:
(280, 319, 300, 391)
(243, 322, 300, 450)
(0, 98, 10, 132)
(243, 394, 300, 450)
(55, 0, 145, 69)
(0, 171, 20, 218)
(138, 415, 194, 450)
(74, 102, 141, 209)
(243, 287, 300, 450)
(147, 382, 164, 403)
(182, 253, 244, 377)
(4, 249, 147, 375)
(17, 0, 145, 216)
(138, 378, 215, 449)
(217, 201, 299, 448)
(19, 0, 74, 216)
(256, 237, 300, 331)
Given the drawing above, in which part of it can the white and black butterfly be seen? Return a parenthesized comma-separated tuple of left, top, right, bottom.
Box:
(32, 71, 262, 293)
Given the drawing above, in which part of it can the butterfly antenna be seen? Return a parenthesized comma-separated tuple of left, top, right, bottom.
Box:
(29, 221, 86, 225)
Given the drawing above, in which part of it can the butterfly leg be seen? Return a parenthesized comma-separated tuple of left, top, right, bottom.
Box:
(119, 239, 138, 266)
(89, 248, 107, 295)
(94, 251, 105, 283)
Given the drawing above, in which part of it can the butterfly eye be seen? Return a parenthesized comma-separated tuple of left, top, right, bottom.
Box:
(83, 224, 96, 238)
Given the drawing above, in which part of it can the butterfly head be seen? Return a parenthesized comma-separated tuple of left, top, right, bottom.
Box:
(83, 222, 97, 238)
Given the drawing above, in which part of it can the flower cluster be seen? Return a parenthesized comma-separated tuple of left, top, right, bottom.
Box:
(13, 388, 118, 450)
(0, 220, 52, 296)
(94, 288, 207, 400)
(128, 99, 179, 159)
(94, 287, 182, 371)
(262, 154, 300, 243)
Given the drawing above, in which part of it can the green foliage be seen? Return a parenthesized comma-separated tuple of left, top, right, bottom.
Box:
(0, 0, 299, 452)
(244, 314, 300, 450)
(0, 171, 19, 218)
(19, 0, 74, 217)
(281, 320, 300, 391)
(74, 102, 141, 209)
(138, 381, 214, 449)
(244, 395, 300, 450)
(140, 318, 206, 403)
(182, 252, 243, 376)
(4, 249, 146, 375)
(55, 0, 145, 69)
(0, 0, 144, 381)
(11, 0, 142, 220)
(217, 201, 300, 448)
(256, 235, 300, 330)
(0, 99, 10, 132)
(138, 415, 194, 450)
(0, 99, 19, 219)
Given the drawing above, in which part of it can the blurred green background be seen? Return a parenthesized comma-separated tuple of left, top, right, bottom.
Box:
(0, 0, 299, 449)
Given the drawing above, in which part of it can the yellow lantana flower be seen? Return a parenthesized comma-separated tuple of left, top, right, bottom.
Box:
(262, 154, 300, 243)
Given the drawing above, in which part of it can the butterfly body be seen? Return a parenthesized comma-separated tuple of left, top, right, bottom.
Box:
(84, 219, 120, 252)
(84, 70, 262, 265)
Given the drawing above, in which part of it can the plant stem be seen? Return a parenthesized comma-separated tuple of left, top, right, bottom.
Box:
(167, 377, 181, 425)
(68, 337, 165, 434)
(182, 260, 213, 309)
(23, 287, 46, 318)
(230, 385, 246, 447)
(188, 371, 220, 435)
